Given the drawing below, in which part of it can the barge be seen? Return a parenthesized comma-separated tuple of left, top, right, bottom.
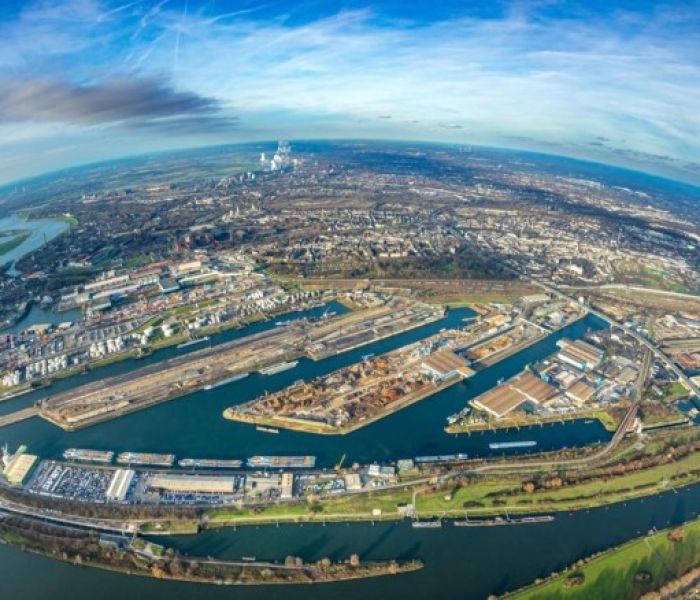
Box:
(412, 520, 442, 528)
(414, 453, 469, 464)
(489, 441, 537, 450)
(258, 361, 299, 375)
(204, 372, 249, 390)
(246, 455, 316, 469)
(454, 515, 554, 527)
(176, 336, 210, 349)
(256, 426, 280, 434)
(62, 448, 114, 464)
(116, 452, 175, 467)
(177, 458, 243, 469)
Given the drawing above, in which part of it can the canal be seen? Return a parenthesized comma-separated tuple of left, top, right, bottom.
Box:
(0, 304, 610, 465)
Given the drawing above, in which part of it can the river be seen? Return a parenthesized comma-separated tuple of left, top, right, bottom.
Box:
(2, 481, 699, 599)
(0, 213, 69, 276)
(0, 303, 625, 598)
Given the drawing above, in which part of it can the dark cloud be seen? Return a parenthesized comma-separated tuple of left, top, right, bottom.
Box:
(0, 76, 236, 133)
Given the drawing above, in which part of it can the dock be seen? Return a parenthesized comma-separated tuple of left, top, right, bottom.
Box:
(0, 406, 39, 429)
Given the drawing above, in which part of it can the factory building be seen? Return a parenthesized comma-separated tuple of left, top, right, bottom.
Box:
(106, 469, 135, 501)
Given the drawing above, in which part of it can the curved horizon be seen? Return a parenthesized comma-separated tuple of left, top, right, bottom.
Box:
(1, 0, 699, 187)
(2, 138, 700, 197)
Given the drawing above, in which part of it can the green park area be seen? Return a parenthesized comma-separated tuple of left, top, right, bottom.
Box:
(507, 518, 700, 599)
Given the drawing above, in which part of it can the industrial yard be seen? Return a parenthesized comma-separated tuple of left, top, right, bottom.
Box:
(226, 329, 476, 434)
(36, 299, 441, 430)
(448, 328, 657, 431)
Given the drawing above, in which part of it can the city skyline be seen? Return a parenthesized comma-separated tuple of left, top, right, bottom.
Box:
(1, 0, 700, 185)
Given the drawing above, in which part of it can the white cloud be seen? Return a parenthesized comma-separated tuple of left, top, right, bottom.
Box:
(0, 0, 700, 183)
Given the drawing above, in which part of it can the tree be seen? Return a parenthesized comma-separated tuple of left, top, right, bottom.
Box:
(522, 481, 536, 494)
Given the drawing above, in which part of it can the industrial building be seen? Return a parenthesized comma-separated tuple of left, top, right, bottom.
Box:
(146, 474, 235, 494)
(280, 472, 294, 499)
(556, 339, 604, 370)
(565, 380, 597, 406)
(421, 350, 474, 381)
(510, 372, 557, 405)
(472, 386, 528, 418)
(3, 453, 38, 486)
(106, 468, 135, 501)
(471, 372, 557, 419)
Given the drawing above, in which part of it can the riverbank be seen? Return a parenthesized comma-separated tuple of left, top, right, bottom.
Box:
(112, 428, 699, 537)
(0, 513, 422, 586)
(504, 516, 700, 599)
(446, 409, 620, 434)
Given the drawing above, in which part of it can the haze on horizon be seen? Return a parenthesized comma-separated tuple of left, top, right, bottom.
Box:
(1, 0, 699, 186)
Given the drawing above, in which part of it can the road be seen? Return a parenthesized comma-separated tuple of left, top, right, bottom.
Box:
(0, 492, 137, 534)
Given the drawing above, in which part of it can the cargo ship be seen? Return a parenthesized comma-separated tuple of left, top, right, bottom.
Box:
(177, 458, 243, 469)
(489, 441, 537, 450)
(62, 448, 114, 464)
(176, 336, 210, 349)
(116, 452, 175, 467)
(258, 361, 299, 376)
(256, 426, 280, 434)
(246, 455, 316, 468)
(414, 453, 468, 464)
(204, 372, 249, 390)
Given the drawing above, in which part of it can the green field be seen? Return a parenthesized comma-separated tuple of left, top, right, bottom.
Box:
(507, 518, 700, 599)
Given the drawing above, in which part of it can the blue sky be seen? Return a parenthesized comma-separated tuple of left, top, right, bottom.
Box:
(1, 0, 700, 185)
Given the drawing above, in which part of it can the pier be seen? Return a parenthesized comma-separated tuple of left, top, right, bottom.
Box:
(0, 406, 39, 429)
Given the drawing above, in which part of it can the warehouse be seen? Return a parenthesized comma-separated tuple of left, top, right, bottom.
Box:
(146, 474, 235, 494)
(472, 386, 528, 419)
(556, 339, 604, 370)
(421, 350, 474, 381)
(565, 380, 597, 406)
(510, 372, 558, 405)
(3, 454, 38, 486)
(106, 469, 135, 501)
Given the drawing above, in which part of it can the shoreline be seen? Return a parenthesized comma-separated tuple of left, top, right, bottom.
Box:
(0, 516, 422, 586)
